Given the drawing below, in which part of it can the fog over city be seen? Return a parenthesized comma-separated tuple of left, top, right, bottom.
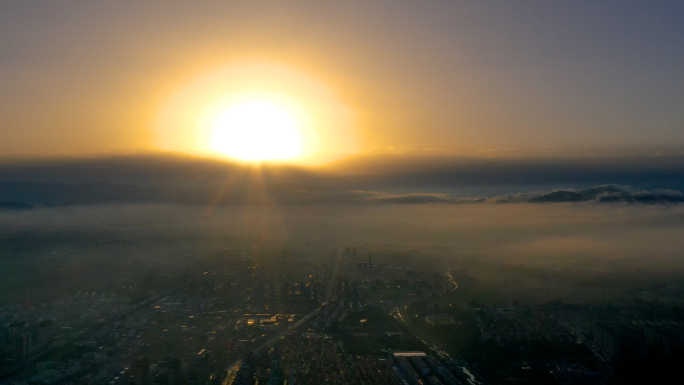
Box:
(4, 1, 684, 384)
(3, 200, 684, 262)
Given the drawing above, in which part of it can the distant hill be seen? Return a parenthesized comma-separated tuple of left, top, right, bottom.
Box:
(530, 185, 623, 203)
(580, 185, 624, 199)
(0, 201, 33, 210)
(629, 192, 684, 203)
(0, 181, 346, 206)
(529, 185, 684, 204)
(0, 182, 152, 205)
(529, 190, 584, 203)
(0, 181, 682, 207)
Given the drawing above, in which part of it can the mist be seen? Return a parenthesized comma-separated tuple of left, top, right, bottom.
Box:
(3, 202, 684, 266)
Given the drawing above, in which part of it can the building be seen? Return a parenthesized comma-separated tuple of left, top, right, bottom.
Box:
(133, 356, 150, 385)
(593, 323, 620, 359)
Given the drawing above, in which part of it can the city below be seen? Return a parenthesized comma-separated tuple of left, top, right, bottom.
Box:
(2, 235, 682, 385)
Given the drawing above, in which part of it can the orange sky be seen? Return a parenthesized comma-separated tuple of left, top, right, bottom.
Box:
(2, 1, 684, 164)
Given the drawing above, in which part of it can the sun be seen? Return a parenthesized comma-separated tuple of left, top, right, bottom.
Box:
(210, 102, 303, 161)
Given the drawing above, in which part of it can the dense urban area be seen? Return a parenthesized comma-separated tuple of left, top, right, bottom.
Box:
(2, 233, 683, 385)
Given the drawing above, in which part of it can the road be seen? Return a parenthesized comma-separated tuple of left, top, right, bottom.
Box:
(388, 271, 488, 385)
(221, 306, 322, 385)
(445, 269, 459, 292)
(221, 247, 347, 385)
(324, 247, 345, 303)
(557, 320, 608, 362)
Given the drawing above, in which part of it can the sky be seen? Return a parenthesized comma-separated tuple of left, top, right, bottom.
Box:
(4, 1, 684, 283)
(2, 1, 684, 164)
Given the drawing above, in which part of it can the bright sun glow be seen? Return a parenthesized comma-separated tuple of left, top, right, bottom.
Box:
(211, 102, 303, 161)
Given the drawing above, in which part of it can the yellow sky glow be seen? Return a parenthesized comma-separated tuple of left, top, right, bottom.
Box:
(153, 61, 358, 165)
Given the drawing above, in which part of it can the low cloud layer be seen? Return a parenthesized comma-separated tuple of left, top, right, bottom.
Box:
(2, 203, 684, 272)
